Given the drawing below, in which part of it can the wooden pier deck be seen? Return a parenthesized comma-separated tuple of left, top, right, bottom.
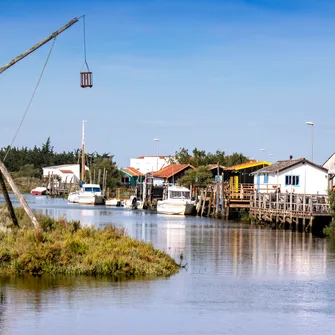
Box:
(249, 192, 331, 233)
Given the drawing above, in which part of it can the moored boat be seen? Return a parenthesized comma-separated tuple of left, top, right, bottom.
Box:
(123, 195, 143, 210)
(157, 185, 195, 215)
(105, 198, 121, 206)
(68, 183, 105, 205)
(31, 186, 47, 195)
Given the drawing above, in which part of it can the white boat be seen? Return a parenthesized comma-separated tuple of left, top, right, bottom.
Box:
(68, 183, 105, 205)
(123, 195, 143, 210)
(105, 198, 121, 206)
(157, 185, 195, 215)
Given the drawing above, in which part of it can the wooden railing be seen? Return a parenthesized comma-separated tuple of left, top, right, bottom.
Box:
(250, 192, 330, 215)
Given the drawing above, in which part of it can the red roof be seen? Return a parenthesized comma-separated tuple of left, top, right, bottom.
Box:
(153, 164, 194, 178)
(121, 167, 144, 177)
(59, 169, 74, 173)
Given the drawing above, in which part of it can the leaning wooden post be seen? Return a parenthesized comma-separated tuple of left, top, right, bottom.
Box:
(221, 174, 225, 218)
(201, 189, 207, 217)
(0, 161, 39, 229)
(0, 171, 19, 227)
(215, 163, 220, 217)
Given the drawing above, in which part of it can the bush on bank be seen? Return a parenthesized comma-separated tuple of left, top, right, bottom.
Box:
(0, 207, 180, 277)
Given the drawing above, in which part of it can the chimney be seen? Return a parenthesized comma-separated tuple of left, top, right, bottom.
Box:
(289, 155, 293, 160)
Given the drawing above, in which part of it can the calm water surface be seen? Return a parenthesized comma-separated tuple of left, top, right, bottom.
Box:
(1, 195, 335, 334)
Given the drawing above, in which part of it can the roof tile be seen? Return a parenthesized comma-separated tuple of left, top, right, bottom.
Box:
(251, 158, 327, 174)
(121, 167, 144, 177)
(153, 164, 194, 178)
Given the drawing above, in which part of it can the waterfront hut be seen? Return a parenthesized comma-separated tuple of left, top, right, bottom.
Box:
(223, 160, 271, 192)
(153, 164, 195, 185)
(42, 164, 87, 184)
(120, 167, 144, 187)
(206, 164, 225, 180)
(323, 152, 335, 189)
(251, 158, 328, 194)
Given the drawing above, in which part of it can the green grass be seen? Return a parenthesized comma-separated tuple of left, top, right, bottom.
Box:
(0, 207, 180, 278)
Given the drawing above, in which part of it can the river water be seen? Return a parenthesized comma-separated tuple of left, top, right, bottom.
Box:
(1, 195, 335, 334)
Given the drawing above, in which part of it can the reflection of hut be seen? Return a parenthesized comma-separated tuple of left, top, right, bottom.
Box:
(120, 167, 144, 187)
(223, 160, 271, 190)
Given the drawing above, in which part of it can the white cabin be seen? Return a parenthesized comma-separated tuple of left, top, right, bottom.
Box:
(252, 158, 328, 195)
(130, 156, 172, 173)
(323, 152, 335, 188)
(42, 164, 89, 184)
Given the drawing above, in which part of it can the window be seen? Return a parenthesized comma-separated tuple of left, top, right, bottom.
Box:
(263, 174, 269, 184)
(285, 175, 300, 186)
(169, 191, 190, 199)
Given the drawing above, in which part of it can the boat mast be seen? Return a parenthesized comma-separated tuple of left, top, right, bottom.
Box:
(81, 120, 87, 182)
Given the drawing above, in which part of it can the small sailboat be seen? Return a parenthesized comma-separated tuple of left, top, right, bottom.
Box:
(68, 121, 105, 205)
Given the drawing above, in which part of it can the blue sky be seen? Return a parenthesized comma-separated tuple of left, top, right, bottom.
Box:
(1, 0, 335, 167)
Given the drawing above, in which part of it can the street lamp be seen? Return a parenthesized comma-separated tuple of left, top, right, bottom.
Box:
(305, 121, 314, 162)
(153, 138, 159, 171)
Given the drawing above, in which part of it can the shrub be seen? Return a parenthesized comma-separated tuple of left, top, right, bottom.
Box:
(0, 207, 179, 278)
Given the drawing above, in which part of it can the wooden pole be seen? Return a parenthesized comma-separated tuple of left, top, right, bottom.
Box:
(0, 18, 78, 74)
(207, 187, 213, 217)
(215, 163, 219, 217)
(0, 171, 19, 227)
(201, 189, 207, 217)
(0, 161, 39, 229)
(221, 174, 225, 218)
(81, 120, 86, 182)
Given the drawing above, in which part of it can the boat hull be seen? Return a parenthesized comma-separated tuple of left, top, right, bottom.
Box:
(105, 199, 121, 206)
(184, 203, 196, 216)
(31, 187, 47, 196)
(157, 200, 192, 215)
(77, 195, 105, 205)
(68, 192, 79, 203)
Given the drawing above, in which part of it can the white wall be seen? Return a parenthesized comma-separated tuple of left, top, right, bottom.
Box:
(323, 153, 335, 174)
(43, 164, 81, 183)
(254, 162, 328, 195)
(130, 156, 170, 173)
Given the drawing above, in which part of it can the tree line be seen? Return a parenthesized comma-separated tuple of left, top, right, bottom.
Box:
(0, 138, 121, 188)
(172, 147, 250, 188)
(0, 139, 250, 189)
(171, 147, 249, 167)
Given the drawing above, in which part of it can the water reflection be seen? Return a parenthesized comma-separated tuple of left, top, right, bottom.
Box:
(1, 195, 335, 334)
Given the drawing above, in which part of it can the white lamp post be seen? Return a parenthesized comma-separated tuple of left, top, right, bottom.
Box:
(153, 138, 159, 171)
(305, 121, 314, 162)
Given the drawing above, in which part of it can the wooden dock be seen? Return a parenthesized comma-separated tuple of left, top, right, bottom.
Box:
(195, 182, 332, 234)
(249, 191, 331, 234)
(195, 182, 254, 219)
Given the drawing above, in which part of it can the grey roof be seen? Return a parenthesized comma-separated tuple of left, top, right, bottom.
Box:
(206, 164, 225, 170)
(251, 158, 327, 175)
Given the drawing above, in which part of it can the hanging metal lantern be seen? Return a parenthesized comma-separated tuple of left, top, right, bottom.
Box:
(80, 71, 93, 88)
(80, 16, 93, 88)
